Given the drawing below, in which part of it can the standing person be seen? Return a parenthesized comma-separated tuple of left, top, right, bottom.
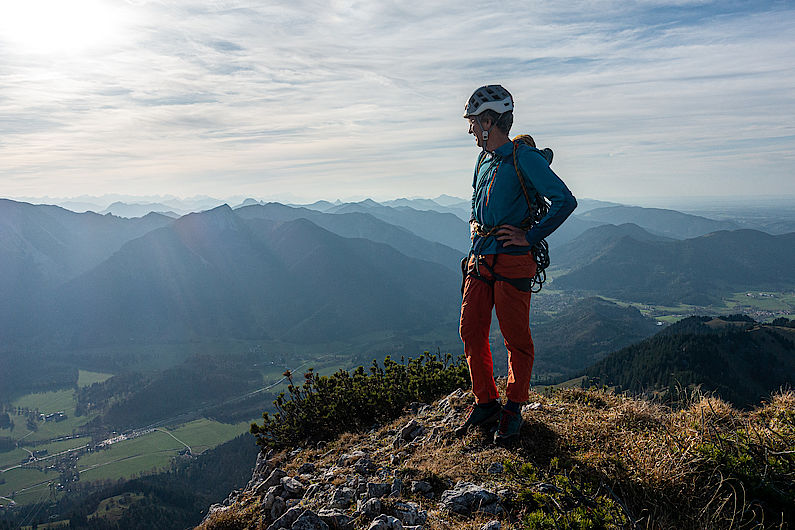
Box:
(457, 85, 577, 444)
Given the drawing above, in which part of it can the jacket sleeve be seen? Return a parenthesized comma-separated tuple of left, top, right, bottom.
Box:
(516, 149, 577, 246)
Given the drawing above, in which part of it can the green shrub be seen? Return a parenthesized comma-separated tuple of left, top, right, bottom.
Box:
(250, 352, 469, 449)
(504, 460, 629, 529)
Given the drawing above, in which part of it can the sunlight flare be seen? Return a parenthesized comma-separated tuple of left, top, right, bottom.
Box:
(0, 0, 123, 55)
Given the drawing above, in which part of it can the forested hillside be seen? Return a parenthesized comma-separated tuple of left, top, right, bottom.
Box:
(586, 316, 795, 407)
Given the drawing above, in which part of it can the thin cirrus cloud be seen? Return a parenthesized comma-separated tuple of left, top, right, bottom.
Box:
(0, 0, 793, 202)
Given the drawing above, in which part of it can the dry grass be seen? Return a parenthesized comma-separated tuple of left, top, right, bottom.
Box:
(200, 386, 795, 529)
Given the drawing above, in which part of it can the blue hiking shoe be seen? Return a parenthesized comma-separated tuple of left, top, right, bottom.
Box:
(493, 408, 523, 445)
(455, 400, 502, 437)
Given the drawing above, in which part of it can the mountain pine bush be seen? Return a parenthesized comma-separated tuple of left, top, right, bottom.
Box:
(250, 353, 469, 449)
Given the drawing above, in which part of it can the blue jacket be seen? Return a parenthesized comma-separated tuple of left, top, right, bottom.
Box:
(471, 140, 577, 255)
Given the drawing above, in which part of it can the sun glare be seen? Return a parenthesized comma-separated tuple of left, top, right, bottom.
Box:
(0, 0, 122, 55)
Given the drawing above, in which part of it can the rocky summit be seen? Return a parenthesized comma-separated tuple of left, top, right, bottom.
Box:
(197, 385, 795, 529)
(198, 387, 516, 529)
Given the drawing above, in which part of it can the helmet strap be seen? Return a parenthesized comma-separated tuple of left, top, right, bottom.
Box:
(476, 115, 497, 153)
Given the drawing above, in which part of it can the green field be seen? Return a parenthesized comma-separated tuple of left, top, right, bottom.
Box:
(12, 389, 75, 415)
(2, 384, 257, 506)
(168, 419, 251, 454)
(89, 492, 145, 523)
(0, 447, 29, 470)
(1, 419, 254, 505)
(76, 431, 182, 483)
(590, 290, 795, 325)
(0, 466, 57, 504)
(77, 370, 113, 388)
(6, 389, 98, 443)
(724, 291, 795, 316)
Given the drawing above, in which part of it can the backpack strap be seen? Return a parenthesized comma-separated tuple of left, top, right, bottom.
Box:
(512, 139, 536, 215)
(510, 135, 553, 293)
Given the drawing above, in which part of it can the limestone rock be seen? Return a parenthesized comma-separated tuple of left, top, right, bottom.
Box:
(390, 478, 403, 498)
(440, 482, 500, 515)
(262, 486, 281, 509)
(304, 482, 323, 500)
(358, 497, 382, 519)
(266, 505, 303, 530)
(481, 521, 501, 530)
(317, 508, 354, 530)
(393, 420, 424, 447)
(393, 501, 427, 526)
(368, 514, 404, 530)
(270, 496, 287, 521)
(297, 462, 316, 475)
(281, 476, 305, 496)
(254, 468, 288, 495)
(205, 503, 229, 518)
(366, 482, 392, 499)
(292, 509, 329, 530)
(354, 456, 375, 475)
(338, 450, 367, 467)
(329, 486, 355, 509)
(522, 402, 543, 414)
(245, 449, 275, 491)
(410, 481, 432, 495)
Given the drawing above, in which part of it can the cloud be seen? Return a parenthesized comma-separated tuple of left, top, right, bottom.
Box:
(0, 0, 793, 200)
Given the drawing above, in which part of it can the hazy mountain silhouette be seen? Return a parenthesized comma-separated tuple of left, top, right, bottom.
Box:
(571, 198, 622, 213)
(545, 215, 608, 249)
(0, 199, 173, 342)
(101, 201, 180, 218)
(325, 200, 470, 253)
(234, 203, 462, 271)
(381, 197, 470, 220)
(579, 205, 740, 239)
(554, 223, 674, 269)
(43, 206, 459, 347)
(554, 229, 795, 305)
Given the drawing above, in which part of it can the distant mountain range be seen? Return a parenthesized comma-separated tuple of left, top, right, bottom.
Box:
(3, 196, 795, 355)
(320, 199, 470, 253)
(553, 225, 795, 304)
(234, 203, 462, 271)
(0, 199, 173, 342)
(586, 316, 795, 408)
(1, 202, 460, 348)
(578, 205, 741, 239)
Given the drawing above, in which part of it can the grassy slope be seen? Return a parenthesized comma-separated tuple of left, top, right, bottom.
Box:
(203, 386, 795, 529)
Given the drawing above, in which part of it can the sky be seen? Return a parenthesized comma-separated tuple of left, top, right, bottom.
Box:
(1, 0, 794, 204)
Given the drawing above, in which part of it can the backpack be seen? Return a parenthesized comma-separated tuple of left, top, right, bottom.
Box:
(511, 134, 552, 292)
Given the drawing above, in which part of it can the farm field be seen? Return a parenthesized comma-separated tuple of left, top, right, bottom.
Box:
(76, 370, 113, 388)
(1, 383, 257, 506)
(591, 290, 794, 324)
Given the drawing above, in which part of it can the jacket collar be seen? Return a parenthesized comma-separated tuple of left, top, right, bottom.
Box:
(492, 140, 514, 158)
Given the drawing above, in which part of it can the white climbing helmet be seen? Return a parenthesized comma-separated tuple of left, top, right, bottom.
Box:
(463, 85, 513, 117)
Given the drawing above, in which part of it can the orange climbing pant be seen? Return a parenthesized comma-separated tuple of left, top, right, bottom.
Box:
(459, 253, 537, 404)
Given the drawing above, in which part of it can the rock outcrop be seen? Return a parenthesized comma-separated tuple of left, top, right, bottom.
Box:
(199, 388, 518, 529)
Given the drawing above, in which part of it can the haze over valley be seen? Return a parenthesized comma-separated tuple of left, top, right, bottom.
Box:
(1, 193, 794, 527)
